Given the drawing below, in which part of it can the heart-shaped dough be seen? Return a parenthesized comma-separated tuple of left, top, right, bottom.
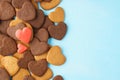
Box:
(0, 68, 10, 80)
(53, 75, 63, 80)
(48, 7, 64, 22)
(32, 68, 53, 80)
(47, 46, 66, 66)
(16, 1, 36, 21)
(30, 38, 49, 56)
(17, 43, 28, 54)
(13, 69, 30, 80)
(48, 22, 67, 40)
(1, 56, 19, 76)
(40, 0, 61, 10)
(28, 59, 48, 76)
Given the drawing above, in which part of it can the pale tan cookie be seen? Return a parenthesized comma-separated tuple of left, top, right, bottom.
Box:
(14, 52, 24, 59)
(40, 0, 61, 10)
(0, 55, 4, 68)
(13, 69, 30, 80)
(47, 46, 66, 66)
(34, 52, 48, 61)
(48, 7, 64, 22)
(32, 68, 53, 80)
(1, 56, 19, 76)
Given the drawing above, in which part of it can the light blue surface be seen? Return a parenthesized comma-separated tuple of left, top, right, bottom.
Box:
(42, 0, 120, 80)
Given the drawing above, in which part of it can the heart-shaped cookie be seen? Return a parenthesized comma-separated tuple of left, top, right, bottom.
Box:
(17, 43, 28, 53)
(0, 68, 10, 80)
(35, 28, 49, 42)
(15, 27, 32, 43)
(31, 68, 53, 80)
(28, 10, 45, 29)
(1, 56, 19, 76)
(48, 7, 64, 22)
(48, 22, 67, 40)
(41, 16, 53, 30)
(16, 1, 36, 21)
(40, 0, 61, 10)
(47, 46, 66, 66)
(18, 50, 34, 69)
(0, 34, 17, 56)
(30, 38, 50, 56)
(12, 0, 30, 9)
(0, 1, 15, 20)
(23, 75, 35, 80)
(53, 75, 63, 80)
(13, 69, 30, 80)
(28, 59, 48, 76)
(7, 22, 26, 40)
(0, 20, 12, 35)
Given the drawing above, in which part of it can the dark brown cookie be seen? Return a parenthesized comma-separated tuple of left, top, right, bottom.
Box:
(0, 20, 12, 35)
(7, 22, 26, 40)
(48, 22, 67, 40)
(53, 75, 64, 80)
(0, 0, 12, 3)
(0, 1, 15, 20)
(35, 28, 49, 42)
(28, 59, 48, 76)
(0, 34, 17, 56)
(12, 0, 30, 9)
(0, 68, 10, 80)
(16, 1, 36, 21)
(18, 51, 35, 69)
(28, 10, 45, 29)
(30, 38, 49, 56)
(42, 16, 54, 30)
(23, 75, 35, 80)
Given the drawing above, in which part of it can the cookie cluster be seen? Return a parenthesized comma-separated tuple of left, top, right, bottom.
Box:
(0, 0, 67, 80)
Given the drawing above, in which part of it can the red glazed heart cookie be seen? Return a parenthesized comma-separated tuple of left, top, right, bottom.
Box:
(15, 27, 32, 44)
(17, 43, 28, 53)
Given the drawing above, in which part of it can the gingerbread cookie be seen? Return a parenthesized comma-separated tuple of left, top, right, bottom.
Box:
(53, 75, 64, 80)
(1, 56, 19, 76)
(0, 68, 10, 80)
(47, 46, 66, 66)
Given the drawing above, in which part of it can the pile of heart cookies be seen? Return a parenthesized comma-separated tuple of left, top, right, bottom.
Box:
(0, 0, 67, 80)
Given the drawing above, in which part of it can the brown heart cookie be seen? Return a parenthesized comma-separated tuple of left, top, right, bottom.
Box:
(0, 20, 12, 35)
(16, 1, 36, 21)
(53, 75, 63, 80)
(42, 16, 54, 30)
(18, 50, 35, 69)
(23, 75, 35, 80)
(0, 1, 15, 20)
(0, 68, 10, 80)
(28, 59, 48, 76)
(35, 28, 49, 42)
(12, 0, 30, 9)
(0, 34, 17, 56)
(48, 22, 67, 40)
(28, 10, 45, 29)
(7, 22, 26, 40)
(30, 38, 49, 56)
(0, 0, 12, 3)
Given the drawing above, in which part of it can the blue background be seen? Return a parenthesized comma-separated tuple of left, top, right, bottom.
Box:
(41, 0, 120, 80)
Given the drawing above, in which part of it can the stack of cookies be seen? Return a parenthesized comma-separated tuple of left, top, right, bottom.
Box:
(0, 0, 67, 80)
